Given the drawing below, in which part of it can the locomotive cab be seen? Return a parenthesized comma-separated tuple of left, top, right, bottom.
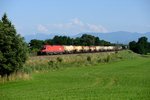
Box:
(38, 45, 65, 55)
(37, 45, 47, 55)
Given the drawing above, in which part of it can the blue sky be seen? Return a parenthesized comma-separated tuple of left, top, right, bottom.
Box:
(0, 0, 150, 36)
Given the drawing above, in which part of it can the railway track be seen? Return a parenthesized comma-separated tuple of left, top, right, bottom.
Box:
(32, 50, 118, 58)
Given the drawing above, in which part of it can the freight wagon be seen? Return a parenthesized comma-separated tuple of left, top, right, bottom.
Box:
(82, 46, 90, 52)
(63, 45, 74, 53)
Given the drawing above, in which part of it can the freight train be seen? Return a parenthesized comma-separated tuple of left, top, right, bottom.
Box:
(38, 45, 122, 55)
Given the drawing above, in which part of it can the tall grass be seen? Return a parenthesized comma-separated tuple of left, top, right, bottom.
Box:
(0, 71, 30, 83)
(0, 50, 139, 82)
(24, 50, 139, 71)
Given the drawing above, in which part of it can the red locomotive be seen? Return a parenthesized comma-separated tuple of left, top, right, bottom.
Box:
(38, 45, 64, 55)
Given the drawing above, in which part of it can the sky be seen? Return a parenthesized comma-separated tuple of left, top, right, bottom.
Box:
(0, 0, 150, 36)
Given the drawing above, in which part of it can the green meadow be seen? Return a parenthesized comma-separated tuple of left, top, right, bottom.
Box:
(0, 51, 150, 100)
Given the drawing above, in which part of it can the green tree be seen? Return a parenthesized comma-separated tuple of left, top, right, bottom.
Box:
(73, 37, 81, 45)
(80, 34, 95, 46)
(29, 39, 44, 50)
(52, 36, 62, 45)
(99, 40, 111, 46)
(0, 13, 28, 76)
(137, 37, 149, 54)
(95, 37, 101, 45)
(129, 37, 149, 54)
(148, 43, 150, 53)
(52, 36, 73, 45)
(45, 39, 53, 45)
(129, 41, 137, 53)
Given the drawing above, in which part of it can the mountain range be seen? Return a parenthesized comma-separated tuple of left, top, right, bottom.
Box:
(24, 31, 150, 44)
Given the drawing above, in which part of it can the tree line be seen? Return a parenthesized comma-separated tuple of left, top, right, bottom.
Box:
(129, 37, 150, 54)
(29, 34, 113, 51)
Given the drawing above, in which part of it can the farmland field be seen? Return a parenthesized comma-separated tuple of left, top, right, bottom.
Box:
(0, 51, 150, 100)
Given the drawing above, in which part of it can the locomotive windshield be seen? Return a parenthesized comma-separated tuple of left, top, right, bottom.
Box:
(41, 46, 46, 50)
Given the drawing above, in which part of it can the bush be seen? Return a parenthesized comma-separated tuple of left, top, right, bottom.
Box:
(48, 60, 55, 67)
(87, 56, 92, 62)
(48, 60, 59, 69)
(56, 57, 63, 63)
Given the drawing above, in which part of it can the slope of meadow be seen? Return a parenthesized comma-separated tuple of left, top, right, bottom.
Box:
(0, 51, 150, 100)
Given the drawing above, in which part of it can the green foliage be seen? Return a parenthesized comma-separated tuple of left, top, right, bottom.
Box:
(52, 36, 73, 45)
(48, 60, 55, 67)
(80, 34, 95, 46)
(48, 60, 59, 69)
(29, 39, 44, 50)
(129, 37, 150, 54)
(137, 37, 149, 54)
(29, 48, 39, 56)
(79, 34, 111, 46)
(99, 40, 111, 46)
(149, 43, 150, 52)
(0, 13, 28, 76)
(56, 57, 63, 63)
(87, 56, 92, 62)
(129, 41, 137, 52)
(28, 39, 45, 55)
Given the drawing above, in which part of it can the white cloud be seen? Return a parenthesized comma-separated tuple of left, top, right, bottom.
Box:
(38, 18, 108, 34)
(87, 24, 108, 32)
(71, 18, 84, 26)
(50, 18, 83, 29)
(37, 24, 48, 32)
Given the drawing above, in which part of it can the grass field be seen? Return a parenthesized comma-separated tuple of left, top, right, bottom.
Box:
(0, 51, 150, 100)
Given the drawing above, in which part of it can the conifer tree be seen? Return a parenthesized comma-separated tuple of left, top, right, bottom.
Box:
(0, 13, 28, 76)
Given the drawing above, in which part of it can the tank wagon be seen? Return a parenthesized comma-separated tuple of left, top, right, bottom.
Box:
(63, 45, 74, 53)
(82, 46, 90, 52)
(73, 46, 83, 53)
(38, 45, 122, 55)
(89, 46, 96, 52)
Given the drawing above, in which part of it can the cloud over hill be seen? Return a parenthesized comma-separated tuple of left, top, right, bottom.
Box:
(36, 18, 108, 34)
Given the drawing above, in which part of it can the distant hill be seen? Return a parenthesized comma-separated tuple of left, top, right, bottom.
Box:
(24, 31, 150, 44)
(73, 31, 150, 44)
